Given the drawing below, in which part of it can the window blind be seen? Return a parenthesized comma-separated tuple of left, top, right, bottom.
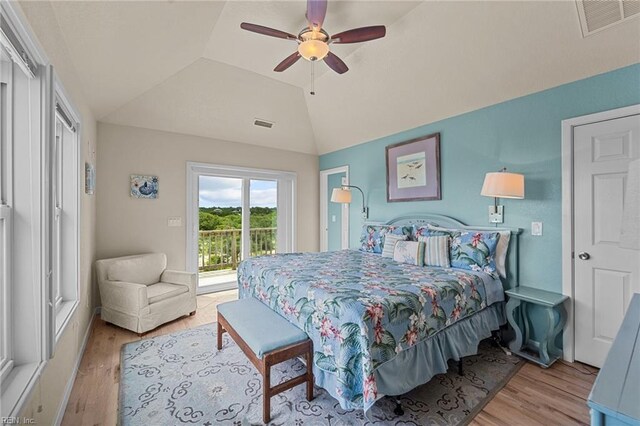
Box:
(0, 15, 36, 77)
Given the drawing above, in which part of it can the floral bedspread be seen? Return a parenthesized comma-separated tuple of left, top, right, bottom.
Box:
(237, 250, 504, 411)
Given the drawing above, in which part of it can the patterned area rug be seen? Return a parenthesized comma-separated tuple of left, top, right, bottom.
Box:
(119, 323, 521, 425)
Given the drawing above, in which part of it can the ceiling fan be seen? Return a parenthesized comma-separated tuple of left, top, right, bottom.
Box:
(240, 0, 386, 76)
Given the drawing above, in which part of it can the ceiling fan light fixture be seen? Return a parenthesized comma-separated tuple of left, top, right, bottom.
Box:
(298, 39, 329, 61)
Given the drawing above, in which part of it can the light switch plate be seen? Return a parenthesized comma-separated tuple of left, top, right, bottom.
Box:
(531, 222, 543, 236)
(168, 216, 182, 227)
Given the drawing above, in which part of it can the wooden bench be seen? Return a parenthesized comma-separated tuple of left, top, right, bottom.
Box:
(216, 298, 314, 424)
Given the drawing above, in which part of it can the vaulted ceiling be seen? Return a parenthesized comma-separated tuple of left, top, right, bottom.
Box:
(18, 1, 640, 155)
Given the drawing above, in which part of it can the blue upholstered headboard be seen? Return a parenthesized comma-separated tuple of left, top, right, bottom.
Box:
(367, 214, 523, 291)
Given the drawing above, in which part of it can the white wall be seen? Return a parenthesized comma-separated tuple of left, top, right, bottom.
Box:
(96, 123, 319, 271)
(16, 1, 98, 424)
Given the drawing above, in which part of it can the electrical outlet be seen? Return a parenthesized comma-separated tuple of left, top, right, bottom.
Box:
(168, 217, 182, 227)
(531, 222, 543, 236)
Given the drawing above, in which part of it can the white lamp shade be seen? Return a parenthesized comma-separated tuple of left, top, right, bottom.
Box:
(331, 187, 352, 203)
(481, 172, 525, 199)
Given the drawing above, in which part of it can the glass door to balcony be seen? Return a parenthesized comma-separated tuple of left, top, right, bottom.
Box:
(198, 176, 243, 290)
(190, 166, 292, 294)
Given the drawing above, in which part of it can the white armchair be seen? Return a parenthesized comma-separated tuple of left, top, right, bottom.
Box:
(96, 253, 197, 334)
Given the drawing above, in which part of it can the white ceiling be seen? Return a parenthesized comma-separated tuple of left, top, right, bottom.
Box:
(49, 0, 226, 119)
(18, 1, 640, 155)
(202, 1, 421, 88)
(104, 58, 318, 154)
(307, 0, 640, 153)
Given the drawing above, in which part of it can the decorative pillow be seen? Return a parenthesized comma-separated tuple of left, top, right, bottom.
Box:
(409, 223, 437, 240)
(393, 241, 425, 266)
(450, 231, 500, 275)
(415, 225, 450, 238)
(417, 235, 451, 267)
(381, 234, 408, 258)
(427, 224, 509, 278)
(359, 225, 413, 254)
(494, 231, 510, 278)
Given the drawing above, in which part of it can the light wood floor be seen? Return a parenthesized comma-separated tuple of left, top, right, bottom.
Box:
(61, 290, 597, 425)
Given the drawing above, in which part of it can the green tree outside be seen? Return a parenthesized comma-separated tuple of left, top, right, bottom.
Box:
(199, 207, 276, 230)
(198, 207, 277, 272)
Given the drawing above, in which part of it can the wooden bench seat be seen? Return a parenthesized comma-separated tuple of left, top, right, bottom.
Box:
(217, 297, 314, 423)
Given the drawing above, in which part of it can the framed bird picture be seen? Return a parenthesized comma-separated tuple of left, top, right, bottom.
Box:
(130, 174, 159, 199)
(386, 133, 441, 202)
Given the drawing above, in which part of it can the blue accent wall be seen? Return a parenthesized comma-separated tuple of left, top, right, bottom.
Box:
(320, 64, 640, 294)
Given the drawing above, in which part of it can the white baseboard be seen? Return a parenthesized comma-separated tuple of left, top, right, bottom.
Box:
(54, 307, 99, 426)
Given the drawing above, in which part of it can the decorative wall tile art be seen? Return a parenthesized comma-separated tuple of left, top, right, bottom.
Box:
(130, 175, 158, 199)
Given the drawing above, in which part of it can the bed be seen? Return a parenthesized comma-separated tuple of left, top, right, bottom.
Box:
(237, 214, 521, 412)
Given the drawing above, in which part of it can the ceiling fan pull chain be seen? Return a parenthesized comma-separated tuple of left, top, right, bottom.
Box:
(310, 61, 316, 96)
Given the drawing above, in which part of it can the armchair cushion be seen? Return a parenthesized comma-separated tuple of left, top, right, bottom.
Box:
(107, 253, 166, 285)
(147, 283, 189, 304)
(161, 270, 197, 295)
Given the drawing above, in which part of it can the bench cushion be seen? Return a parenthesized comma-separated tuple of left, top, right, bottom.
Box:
(218, 298, 308, 358)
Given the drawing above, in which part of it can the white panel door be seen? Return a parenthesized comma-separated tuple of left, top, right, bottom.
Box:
(319, 167, 349, 252)
(574, 114, 640, 367)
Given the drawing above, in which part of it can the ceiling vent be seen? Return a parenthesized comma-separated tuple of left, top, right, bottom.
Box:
(254, 118, 274, 129)
(576, 0, 640, 36)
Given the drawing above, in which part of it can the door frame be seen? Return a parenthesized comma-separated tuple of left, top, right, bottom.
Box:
(561, 104, 640, 362)
(319, 166, 350, 251)
(186, 162, 297, 294)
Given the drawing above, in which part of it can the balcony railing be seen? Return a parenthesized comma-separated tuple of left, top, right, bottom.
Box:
(198, 227, 277, 272)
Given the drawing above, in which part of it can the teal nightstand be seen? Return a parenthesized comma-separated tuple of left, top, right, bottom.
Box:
(505, 286, 568, 368)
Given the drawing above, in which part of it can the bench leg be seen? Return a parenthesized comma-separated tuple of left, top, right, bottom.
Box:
(217, 321, 223, 351)
(305, 348, 314, 401)
(263, 362, 271, 424)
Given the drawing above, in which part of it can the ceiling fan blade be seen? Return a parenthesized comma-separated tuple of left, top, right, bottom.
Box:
(324, 52, 348, 74)
(331, 26, 386, 44)
(306, 0, 328, 30)
(240, 22, 297, 40)
(274, 52, 302, 72)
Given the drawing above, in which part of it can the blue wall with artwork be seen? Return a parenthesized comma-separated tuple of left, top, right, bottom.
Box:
(320, 64, 640, 295)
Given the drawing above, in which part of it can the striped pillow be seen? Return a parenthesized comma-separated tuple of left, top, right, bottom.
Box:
(393, 241, 425, 266)
(418, 235, 451, 268)
(381, 234, 408, 258)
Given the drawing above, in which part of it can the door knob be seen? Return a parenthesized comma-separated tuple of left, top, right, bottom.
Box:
(578, 252, 590, 260)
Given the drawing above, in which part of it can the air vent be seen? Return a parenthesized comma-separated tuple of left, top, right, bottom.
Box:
(576, 0, 640, 36)
(254, 119, 274, 129)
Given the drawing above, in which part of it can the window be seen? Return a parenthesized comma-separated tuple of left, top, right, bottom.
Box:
(0, 1, 81, 417)
(0, 18, 46, 416)
(0, 40, 13, 387)
(51, 99, 80, 338)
